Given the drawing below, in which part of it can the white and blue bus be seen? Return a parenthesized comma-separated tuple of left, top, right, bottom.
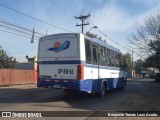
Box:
(37, 33, 127, 96)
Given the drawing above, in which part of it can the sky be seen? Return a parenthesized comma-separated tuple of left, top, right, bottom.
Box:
(0, 0, 160, 62)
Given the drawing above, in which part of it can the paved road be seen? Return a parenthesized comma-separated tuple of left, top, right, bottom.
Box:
(0, 79, 160, 119)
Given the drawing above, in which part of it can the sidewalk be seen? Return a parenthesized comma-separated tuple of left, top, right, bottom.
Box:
(0, 83, 36, 89)
(0, 84, 38, 99)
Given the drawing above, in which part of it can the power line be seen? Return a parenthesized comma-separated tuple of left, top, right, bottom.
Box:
(0, 18, 44, 36)
(0, 29, 39, 40)
(0, 3, 142, 58)
(0, 3, 73, 33)
(0, 25, 40, 39)
(91, 21, 140, 56)
(89, 20, 145, 61)
(0, 24, 31, 36)
(90, 20, 132, 51)
(0, 23, 40, 39)
(0, 18, 44, 39)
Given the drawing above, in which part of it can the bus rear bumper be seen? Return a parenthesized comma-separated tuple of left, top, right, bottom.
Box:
(37, 77, 125, 93)
(37, 78, 92, 93)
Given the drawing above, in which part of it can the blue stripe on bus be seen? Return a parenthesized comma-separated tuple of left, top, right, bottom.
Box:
(37, 60, 82, 64)
(37, 77, 125, 93)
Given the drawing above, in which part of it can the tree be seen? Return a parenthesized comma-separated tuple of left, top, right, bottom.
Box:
(85, 32, 97, 38)
(135, 59, 144, 74)
(0, 46, 18, 68)
(143, 55, 160, 71)
(85, 32, 107, 42)
(129, 12, 160, 55)
(124, 52, 133, 73)
(129, 11, 160, 70)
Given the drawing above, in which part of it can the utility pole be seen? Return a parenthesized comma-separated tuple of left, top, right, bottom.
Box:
(140, 55, 142, 78)
(75, 14, 90, 33)
(0, 50, 3, 69)
(132, 50, 134, 78)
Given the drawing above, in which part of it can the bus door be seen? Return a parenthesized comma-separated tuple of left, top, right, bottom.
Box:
(91, 44, 99, 90)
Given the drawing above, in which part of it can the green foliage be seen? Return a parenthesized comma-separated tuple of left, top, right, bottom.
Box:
(149, 40, 160, 56)
(143, 38, 160, 70)
(124, 52, 133, 72)
(135, 59, 144, 74)
(0, 46, 18, 68)
(143, 55, 160, 70)
(85, 32, 97, 38)
(85, 32, 107, 42)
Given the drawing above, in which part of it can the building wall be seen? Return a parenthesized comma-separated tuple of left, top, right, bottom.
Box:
(15, 62, 34, 70)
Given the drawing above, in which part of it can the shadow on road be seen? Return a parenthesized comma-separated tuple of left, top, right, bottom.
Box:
(0, 79, 160, 111)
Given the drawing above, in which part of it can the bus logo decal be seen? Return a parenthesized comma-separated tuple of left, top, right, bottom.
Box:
(48, 40, 70, 52)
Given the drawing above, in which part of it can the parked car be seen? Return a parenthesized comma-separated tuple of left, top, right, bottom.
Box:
(155, 73, 160, 83)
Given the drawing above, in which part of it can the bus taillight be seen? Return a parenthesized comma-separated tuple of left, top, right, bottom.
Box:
(77, 64, 84, 80)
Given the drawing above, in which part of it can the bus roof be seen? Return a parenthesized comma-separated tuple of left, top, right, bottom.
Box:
(84, 34, 121, 54)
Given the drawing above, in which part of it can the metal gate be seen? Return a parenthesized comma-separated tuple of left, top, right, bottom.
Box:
(0, 69, 34, 86)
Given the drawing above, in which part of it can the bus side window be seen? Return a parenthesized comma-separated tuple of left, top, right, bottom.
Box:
(110, 50, 115, 67)
(100, 46, 107, 66)
(115, 52, 119, 67)
(85, 39, 92, 64)
(116, 53, 120, 67)
(120, 55, 123, 68)
(106, 49, 111, 66)
(92, 47, 98, 65)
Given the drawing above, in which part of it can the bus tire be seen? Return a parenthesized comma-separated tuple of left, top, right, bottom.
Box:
(120, 79, 126, 90)
(97, 83, 106, 97)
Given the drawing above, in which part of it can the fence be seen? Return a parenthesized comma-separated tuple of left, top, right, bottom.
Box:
(0, 69, 35, 86)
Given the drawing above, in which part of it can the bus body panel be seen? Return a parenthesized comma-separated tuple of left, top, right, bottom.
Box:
(38, 34, 79, 58)
(38, 33, 81, 81)
(37, 33, 127, 94)
(39, 64, 77, 79)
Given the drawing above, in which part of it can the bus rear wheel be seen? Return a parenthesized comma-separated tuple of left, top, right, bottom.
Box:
(120, 79, 126, 90)
(97, 83, 106, 97)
